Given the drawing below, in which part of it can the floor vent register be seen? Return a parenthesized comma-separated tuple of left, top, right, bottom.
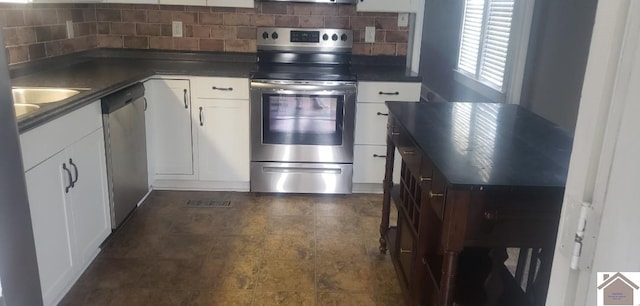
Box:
(185, 200, 233, 208)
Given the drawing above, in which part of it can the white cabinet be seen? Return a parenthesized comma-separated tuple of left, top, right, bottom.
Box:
(21, 101, 110, 306)
(195, 99, 250, 183)
(192, 77, 250, 187)
(353, 81, 421, 191)
(357, 0, 418, 12)
(105, 0, 156, 3)
(144, 79, 195, 180)
(160, 0, 205, 5)
(207, 0, 253, 8)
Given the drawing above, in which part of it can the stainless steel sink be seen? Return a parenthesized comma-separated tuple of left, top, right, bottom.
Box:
(14, 103, 40, 117)
(12, 87, 86, 104)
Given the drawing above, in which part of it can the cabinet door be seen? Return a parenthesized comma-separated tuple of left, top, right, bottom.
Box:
(355, 103, 390, 145)
(145, 79, 194, 177)
(207, 0, 253, 8)
(196, 98, 250, 182)
(357, 0, 416, 12)
(25, 152, 75, 306)
(66, 129, 111, 266)
(160, 0, 205, 5)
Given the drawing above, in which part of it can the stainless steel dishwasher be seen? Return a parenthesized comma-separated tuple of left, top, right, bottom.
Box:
(102, 83, 148, 229)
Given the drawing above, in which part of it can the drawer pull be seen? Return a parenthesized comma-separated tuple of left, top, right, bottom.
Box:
(422, 257, 427, 265)
(429, 191, 445, 198)
(376, 112, 389, 116)
(373, 154, 387, 158)
(420, 176, 432, 182)
(403, 150, 415, 155)
(391, 132, 400, 136)
(400, 248, 412, 254)
(379, 91, 400, 96)
(183, 89, 188, 109)
(212, 86, 233, 91)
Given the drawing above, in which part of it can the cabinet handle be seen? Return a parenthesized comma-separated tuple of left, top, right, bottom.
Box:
(420, 176, 432, 182)
(143, 97, 148, 111)
(429, 191, 445, 198)
(373, 154, 387, 158)
(483, 210, 499, 222)
(403, 150, 415, 155)
(183, 89, 188, 109)
(400, 248, 412, 254)
(199, 107, 204, 126)
(212, 86, 233, 91)
(376, 112, 389, 116)
(379, 91, 400, 96)
(62, 163, 73, 193)
(391, 132, 400, 136)
(69, 158, 79, 186)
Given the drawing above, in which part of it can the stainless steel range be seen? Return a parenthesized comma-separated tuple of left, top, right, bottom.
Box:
(250, 27, 357, 194)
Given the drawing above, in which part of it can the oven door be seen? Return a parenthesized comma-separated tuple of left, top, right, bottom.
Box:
(250, 80, 356, 163)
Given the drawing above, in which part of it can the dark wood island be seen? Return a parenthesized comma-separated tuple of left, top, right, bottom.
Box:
(379, 102, 573, 306)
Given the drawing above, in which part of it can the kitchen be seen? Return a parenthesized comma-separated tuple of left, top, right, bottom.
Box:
(5, 3, 640, 306)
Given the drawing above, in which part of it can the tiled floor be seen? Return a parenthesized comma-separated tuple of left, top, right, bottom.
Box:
(60, 191, 402, 306)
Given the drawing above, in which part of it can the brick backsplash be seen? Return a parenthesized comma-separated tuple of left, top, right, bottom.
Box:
(0, 3, 97, 64)
(1, 2, 408, 65)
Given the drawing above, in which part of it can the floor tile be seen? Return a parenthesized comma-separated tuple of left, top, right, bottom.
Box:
(263, 233, 315, 261)
(61, 191, 403, 306)
(190, 290, 254, 306)
(256, 260, 315, 292)
(253, 291, 316, 306)
(317, 291, 376, 306)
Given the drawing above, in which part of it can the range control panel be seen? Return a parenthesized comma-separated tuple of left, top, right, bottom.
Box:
(257, 27, 353, 52)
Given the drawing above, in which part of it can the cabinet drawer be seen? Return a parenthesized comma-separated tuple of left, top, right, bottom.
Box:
(20, 101, 102, 171)
(357, 81, 421, 103)
(355, 103, 390, 145)
(191, 77, 249, 100)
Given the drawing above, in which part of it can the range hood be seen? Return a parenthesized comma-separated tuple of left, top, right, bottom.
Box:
(260, 0, 358, 4)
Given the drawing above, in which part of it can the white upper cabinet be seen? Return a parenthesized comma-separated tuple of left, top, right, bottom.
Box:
(159, 0, 205, 5)
(207, 0, 253, 8)
(357, 0, 418, 13)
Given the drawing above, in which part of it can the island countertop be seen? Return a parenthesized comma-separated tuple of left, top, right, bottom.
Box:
(386, 101, 574, 189)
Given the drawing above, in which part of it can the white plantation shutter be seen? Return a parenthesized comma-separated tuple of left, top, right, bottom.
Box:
(459, 0, 485, 75)
(458, 0, 515, 90)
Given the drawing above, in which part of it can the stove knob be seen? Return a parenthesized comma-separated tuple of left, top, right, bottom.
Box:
(341, 34, 348, 41)
(262, 32, 269, 40)
(272, 32, 279, 40)
(332, 34, 338, 41)
(323, 33, 329, 41)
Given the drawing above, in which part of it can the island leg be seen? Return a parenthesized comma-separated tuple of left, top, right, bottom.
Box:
(380, 134, 396, 254)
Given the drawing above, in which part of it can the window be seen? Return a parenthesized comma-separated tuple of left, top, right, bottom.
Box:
(456, 0, 533, 103)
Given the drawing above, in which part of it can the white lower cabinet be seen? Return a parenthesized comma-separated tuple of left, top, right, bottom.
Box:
(21, 101, 110, 306)
(195, 98, 250, 183)
(144, 79, 195, 180)
(353, 81, 421, 191)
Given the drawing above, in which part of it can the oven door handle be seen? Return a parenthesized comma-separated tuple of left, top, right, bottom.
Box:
(250, 81, 356, 92)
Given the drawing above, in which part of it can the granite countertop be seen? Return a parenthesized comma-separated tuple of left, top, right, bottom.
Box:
(386, 101, 573, 190)
(14, 49, 421, 133)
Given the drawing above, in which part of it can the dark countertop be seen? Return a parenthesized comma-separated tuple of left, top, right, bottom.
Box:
(386, 101, 573, 190)
(14, 49, 421, 133)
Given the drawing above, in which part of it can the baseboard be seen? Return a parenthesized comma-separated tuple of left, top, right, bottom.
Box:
(151, 180, 250, 192)
(353, 183, 383, 194)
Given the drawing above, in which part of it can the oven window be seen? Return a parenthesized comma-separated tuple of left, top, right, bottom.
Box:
(263, 94, 344, 145)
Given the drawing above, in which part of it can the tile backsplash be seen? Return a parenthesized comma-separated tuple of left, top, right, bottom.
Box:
(0, 3, 96, 64)
(1, 3, 409, 65)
